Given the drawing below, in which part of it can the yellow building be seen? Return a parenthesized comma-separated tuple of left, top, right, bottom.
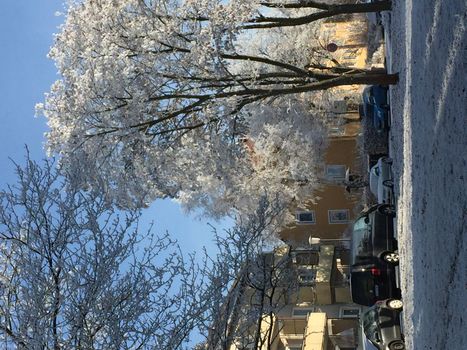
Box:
(222, 14, 376, 350)
(223, 246, 360, 350)
(264, 14, 373, 350)
(281, 13, 370, 248)
(281, 135, 362, 247)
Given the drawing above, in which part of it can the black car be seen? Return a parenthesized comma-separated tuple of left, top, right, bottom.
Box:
(361, 299, 405, 350)
(350, 204, 400, 306)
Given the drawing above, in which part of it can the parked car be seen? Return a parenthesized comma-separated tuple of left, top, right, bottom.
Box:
(369, 156, 394, 204)
(350, 204, 400, 306)
(361, 85, 390, 133)
(360, 299, 405, 350)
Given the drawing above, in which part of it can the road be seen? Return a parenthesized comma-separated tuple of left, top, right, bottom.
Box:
(386, 1, 467, 349)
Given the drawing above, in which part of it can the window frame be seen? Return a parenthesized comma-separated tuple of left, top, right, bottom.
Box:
(297, 266, 317, 286)
(325, 164, 347, 181)
(292, 307, 316, 318)
(339, 306, 361, 319)
(295, 210, 316, 224)
(328, 209, 350, 224)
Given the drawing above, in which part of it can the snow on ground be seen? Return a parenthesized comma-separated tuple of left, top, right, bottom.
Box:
(387, 0, 467, 349)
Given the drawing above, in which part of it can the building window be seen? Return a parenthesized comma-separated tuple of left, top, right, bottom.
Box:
(297, 267, 316, 285)
(286, 340, 304, 350)
(329, 126, 345, 136)
(292, 307, 315, 318)
(288, 346, 303, 350)
(295, 210, 316, 224)
(325, 165, 346, 181)
(292, 251, 320, 265)
(328, 209, 350, 224)
(339, 306, 361, 318)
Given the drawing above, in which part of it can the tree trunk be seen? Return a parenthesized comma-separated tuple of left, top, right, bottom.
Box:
(257, 72, 399, 99)
(244, 1, 392, 29)
(334, 71, 399, 86)
(261, 1, 392, 12)
(327, 1, 392, 14)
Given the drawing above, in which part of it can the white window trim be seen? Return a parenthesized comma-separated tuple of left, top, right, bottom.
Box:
(328, 209, 350, 224)
(295, 210, 316, 224)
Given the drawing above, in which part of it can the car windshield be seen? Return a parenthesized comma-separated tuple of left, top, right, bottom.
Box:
(362, 308, 380, 345)
(351, 217, 371, 263)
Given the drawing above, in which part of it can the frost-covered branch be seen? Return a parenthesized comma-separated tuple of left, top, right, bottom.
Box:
(197, 196, 301, 350)
(0, 155, 208, 349)
(38, 0, 397, 216)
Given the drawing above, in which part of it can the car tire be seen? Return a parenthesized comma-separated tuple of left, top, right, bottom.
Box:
(387, 299, 403, 311)
(381, 251, 400, 265)
(383, 179, 394, 188)
(389, 340, 405, 350)
(378, 204, 396, 217)
(382, 157, 393, 165)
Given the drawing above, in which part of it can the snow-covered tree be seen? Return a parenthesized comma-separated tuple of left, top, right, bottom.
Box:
(0, 156, 207, 349)
(38, 0, 396, 217)
(0, 159, 314, 350)
(196, 196, 302, 350)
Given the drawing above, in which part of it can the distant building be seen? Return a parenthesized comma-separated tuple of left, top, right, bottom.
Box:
(219, 13, 376, 350)
(219, 246, 360, 350)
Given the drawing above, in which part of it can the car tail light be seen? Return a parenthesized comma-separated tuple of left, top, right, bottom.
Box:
(371, 267, 381, 276)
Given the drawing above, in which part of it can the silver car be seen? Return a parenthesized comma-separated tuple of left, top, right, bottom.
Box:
(360, 299, 405, 350)
(369, 157, 394, 204)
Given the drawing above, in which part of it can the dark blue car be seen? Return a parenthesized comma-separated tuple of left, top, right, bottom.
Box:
(361, 85, 390, 133)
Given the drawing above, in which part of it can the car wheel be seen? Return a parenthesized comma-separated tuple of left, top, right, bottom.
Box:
(389, 340, 405, 350)
(378, 204, 396, 217)
(387, 299, 403, 311)
(383, 179, 394, 188)
(381, 157, 393, 165)
(382, 251, 400, 265)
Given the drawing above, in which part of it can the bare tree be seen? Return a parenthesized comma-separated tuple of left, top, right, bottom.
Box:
(196, 197, 303, 350)
(0, 155, 206, 349)
(0, 157, 317, 350)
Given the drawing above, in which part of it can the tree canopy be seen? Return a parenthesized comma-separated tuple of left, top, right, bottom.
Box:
(0, 156, 299, 349)
(39, 0, 396, 218)
(0, 156, 211, 349)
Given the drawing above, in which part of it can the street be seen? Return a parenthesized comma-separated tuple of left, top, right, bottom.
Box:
(386, 1, 467, 349)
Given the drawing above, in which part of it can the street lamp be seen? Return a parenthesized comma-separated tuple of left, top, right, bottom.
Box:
(309, 237, 322, 245)
(309, 236, 351, 246)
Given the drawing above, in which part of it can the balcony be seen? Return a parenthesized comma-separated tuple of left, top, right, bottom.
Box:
(314, 245, 335, 304)
(303, 313, 327, 350)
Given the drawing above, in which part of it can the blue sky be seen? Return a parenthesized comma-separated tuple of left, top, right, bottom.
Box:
(0, 1, 231, 256)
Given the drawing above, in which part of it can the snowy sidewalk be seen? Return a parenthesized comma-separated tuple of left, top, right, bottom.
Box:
(388, 1, 467, 349)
